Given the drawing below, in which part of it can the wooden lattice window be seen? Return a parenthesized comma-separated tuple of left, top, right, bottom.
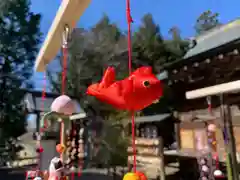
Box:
(180, 122, 207, 151)
(180, 129, 194, 149)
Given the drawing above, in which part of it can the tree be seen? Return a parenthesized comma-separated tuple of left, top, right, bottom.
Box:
(195, 10, 221, 35)
(132, 15, 190, 115)
(0, 0, 42, 140)
(132, 14, 166, 73)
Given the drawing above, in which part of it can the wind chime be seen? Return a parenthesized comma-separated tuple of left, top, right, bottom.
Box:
(32, 25, 85, 180)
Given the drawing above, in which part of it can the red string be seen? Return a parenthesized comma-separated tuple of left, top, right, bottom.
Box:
(62, 47, 67, 95)
(60, 45, 68, 162)
(41, 72, 47, 130)
(62, 36, 81, 178)
(126, 0, 136, 173)
(33, 72, 47, 178)
(206, 97, 220, 172)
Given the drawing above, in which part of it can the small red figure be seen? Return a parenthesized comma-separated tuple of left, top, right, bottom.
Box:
(135, 171, 147, 180)
(87, 66, 163, 111)
(36, 146, 44, 153)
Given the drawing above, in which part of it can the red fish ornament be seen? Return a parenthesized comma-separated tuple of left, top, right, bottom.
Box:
(87, 66, 163, 111)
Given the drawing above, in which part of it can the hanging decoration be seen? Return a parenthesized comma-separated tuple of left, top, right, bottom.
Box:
(206, 97, 224, 178)
(135, 171, 148, 180)
(207, 123, 223, 178)
(51, 95, 76, 115)
(28, 72, 47, 180)
(123, 172, 140, 180)
(48, 157, 68, 180)
(47, 25, 82, 179)
(87, 0, 160, 179)
(87, 66, 163, 111)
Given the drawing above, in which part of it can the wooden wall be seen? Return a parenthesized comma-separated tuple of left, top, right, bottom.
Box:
(233, 126, 240, 152)
(177, 105, 240, 158)
(180, 122, 207, 151)
(179, 120, 240, 160)
(127, 137, 164, 178)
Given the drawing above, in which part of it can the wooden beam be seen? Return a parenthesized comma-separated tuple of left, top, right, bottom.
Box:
(186, 80, 240, 99)
(34, 0, 91, 72)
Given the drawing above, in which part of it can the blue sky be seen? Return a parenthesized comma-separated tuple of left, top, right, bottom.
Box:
(30, 0, 240, 90)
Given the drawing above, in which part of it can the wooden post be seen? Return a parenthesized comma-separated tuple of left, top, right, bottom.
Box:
(225, 104, 239, 180)
(158, 136, 166, 180)
(174, 111, 181, 151)
(59, 117, 70, 162)
(36, 112, 40, 133)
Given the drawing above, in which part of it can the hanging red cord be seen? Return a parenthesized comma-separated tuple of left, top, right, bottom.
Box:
(126, 0, 137, 173)
(61, 35, 68, 162)
(61, 26, 81, 179)
(41, 72, 48, 130)
(206, 97, 222, 176)
(62, 46, 67, 95)
(32, 71, 46, 179)
(207, 96, 212, 115)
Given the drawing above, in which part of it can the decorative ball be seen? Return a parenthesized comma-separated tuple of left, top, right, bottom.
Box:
(56, 144, 65, 153)
(36, 146, 44, 153)
(212, 141, 217, 145)
(199, 158, 206, 165)
(135, 171, 147, 180)
(214, 170, 223, 177)
(201, 165, 209, 173)
(123, 172, 140, 180)
(78, 153, 84, 158)
(213, 153, 219, 160)
(207, 124, 216, 132)
(51, 95, 76, 115)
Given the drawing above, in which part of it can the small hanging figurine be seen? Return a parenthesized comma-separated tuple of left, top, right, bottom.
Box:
(208, 124, 223, 178)
(48, 157, 68, 180)
(26, 170, 44, 180)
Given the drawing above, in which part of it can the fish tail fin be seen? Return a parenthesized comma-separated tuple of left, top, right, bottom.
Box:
(99, 67, 116, 89)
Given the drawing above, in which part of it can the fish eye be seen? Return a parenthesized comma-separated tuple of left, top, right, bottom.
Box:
(143, 81, 150, 87)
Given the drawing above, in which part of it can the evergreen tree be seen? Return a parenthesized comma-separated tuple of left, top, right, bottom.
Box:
(0, 0, 41, 140)
(195, 10, 221, 35)
(132, 15, 190, 115)
(132, 14, 166, 73)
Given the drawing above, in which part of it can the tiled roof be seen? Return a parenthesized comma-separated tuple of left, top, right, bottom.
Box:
(124, 113, 171, 124)
(184, 19, 240, 59)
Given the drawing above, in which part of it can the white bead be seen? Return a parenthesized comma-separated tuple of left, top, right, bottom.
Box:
(201, 165, 209, 172)
(214, 170, 223, 177)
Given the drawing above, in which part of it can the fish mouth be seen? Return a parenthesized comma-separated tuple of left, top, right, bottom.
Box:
(152, 99, 159, 104)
